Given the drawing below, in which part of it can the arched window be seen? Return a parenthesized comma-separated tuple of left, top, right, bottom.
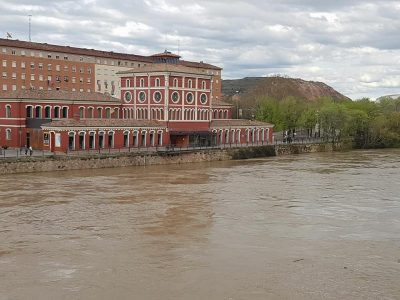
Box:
(62, 107, 68, 118)
(173, 78, 178, 87)
(141, 130, 147, 147)
(44, 106, 51, 119)
(188, 79, 192, 89)
(126, 79, 131, 87)
(140, 78, 145, 87)
(26, 106, 33, 118)
(68, 132, 75, 150)
(78, 132, 85, 150)
(5, 128, 12, 140)
(155, 78, 160, 87)
(79, 107, 85, 118)
(89, 131, 96, 149)
(105, 107, 111, 119)
(5, 105, 11, 118)
(97, 107, 102, 118)
(54, 107, 60, 118)
(108, 131, 114, 148)
(114, 108, 120, 119)
(98, 132, 105, 148)
(87, 107, 94, 118)
(202, 81, 206, 89)
(35, 106, 42, 118)
(123, 131, 129, 148)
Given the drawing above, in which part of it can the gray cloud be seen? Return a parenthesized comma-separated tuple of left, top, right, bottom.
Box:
(0, 0, 399, 99)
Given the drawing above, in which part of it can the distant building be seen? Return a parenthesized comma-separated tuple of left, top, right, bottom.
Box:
(0, 39, 222, 100)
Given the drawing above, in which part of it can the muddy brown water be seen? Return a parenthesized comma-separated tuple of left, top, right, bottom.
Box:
(0, 149, 399, 300)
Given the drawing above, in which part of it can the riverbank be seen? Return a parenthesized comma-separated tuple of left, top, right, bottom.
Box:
(0, 143, 341, 175)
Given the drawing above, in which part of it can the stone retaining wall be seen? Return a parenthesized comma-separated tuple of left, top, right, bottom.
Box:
(0, 143, 340, 175)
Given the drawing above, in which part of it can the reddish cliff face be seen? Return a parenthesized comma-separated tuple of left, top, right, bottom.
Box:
(223, 76, 350, 102)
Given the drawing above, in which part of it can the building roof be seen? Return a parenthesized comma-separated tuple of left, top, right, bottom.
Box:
(0, 38, 221, 70)
(0, 38, 153, 62)
(117, 63, 216, 76)
(42, 118, 167, 128)
(0, 90, 121, 103)
(211, 119, 274, 127)
(151, 50, 181, 59)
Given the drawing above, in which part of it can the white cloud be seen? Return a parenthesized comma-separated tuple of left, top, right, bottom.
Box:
(0, 0, 399, 99)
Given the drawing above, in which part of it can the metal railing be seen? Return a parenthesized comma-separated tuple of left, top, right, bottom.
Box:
(0, 137, 331, 160)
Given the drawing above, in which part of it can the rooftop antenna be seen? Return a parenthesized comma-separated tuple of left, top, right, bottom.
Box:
(6, 32, 12, 39)
(28, 14, 32, 41)
(178, 39, 180, 56)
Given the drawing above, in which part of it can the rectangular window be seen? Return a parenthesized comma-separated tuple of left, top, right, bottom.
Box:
(56, 55, 60, 59)
(64, 65, 68, 72)
(12, 72, 16, 79)
(56, 65, 60, 71)
(21, 62, 26, 68)
(31, 74, 35, 81)
(12, 61, 16, 68)
(79, 67, 83, 73)
(48, 54, 52, 58)
(87, 67, 91, 74)
(72, 77, 76, 83)
(79, 56, 83, 62)
(2, 48, 6, 53)
(39, 75, 43, 81)
(72, 66, 76, 72)
(2, 60, 6, 67)
(2, 72, 6, 78)
(30, 62, 35, 69)
(2, 84, 7, 91)
(64, 76, 69, 82)
(38, 63, 43, 70)
(21, 73, 26, 80)
(11, 49, 16, 55)
(48, 64, 52, 71)
(47, 75, 52, 81)
(12, 85, 16, 91)
(30, 51, 35, 57)
(87, 78, 91, 83)
(64, 56, 68, 60)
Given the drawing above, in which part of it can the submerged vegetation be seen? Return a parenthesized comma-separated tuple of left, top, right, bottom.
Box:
(256, 96, 400, 148)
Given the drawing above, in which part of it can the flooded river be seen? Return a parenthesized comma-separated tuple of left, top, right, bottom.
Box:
(0, 149, 400, 300)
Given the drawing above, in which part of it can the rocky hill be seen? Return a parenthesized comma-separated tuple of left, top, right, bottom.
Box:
(222, 76, 350, 102)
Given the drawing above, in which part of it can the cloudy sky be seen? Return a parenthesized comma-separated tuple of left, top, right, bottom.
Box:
(1, 0, 399, 99)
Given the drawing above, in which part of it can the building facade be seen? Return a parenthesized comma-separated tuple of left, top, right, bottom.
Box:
(0, 38, 222, 101)
(0, 43, 273, 152)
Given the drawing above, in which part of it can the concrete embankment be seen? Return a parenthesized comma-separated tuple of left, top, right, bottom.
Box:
(0, 143, 340, 175)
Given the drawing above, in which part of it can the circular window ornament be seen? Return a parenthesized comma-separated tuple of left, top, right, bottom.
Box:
(186, 92, 194, 104)
(200, 93, 207, 104)
(171, 91, 180, 103)
(138, 91, 146, 103)
(153, 91, 162, 103)
(124, 91, 132, 103)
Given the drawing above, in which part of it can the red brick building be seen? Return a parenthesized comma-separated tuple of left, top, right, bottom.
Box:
(0, 48, 273, 152)
(0, 38, 222, 101)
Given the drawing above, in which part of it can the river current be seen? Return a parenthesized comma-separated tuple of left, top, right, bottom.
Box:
(0, 149, 399, 300)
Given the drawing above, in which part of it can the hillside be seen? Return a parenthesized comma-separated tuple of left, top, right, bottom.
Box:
(222, 76, 350, 102)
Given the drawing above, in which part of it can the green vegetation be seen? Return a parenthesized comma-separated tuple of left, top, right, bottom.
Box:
(256, 96, 400, 148)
